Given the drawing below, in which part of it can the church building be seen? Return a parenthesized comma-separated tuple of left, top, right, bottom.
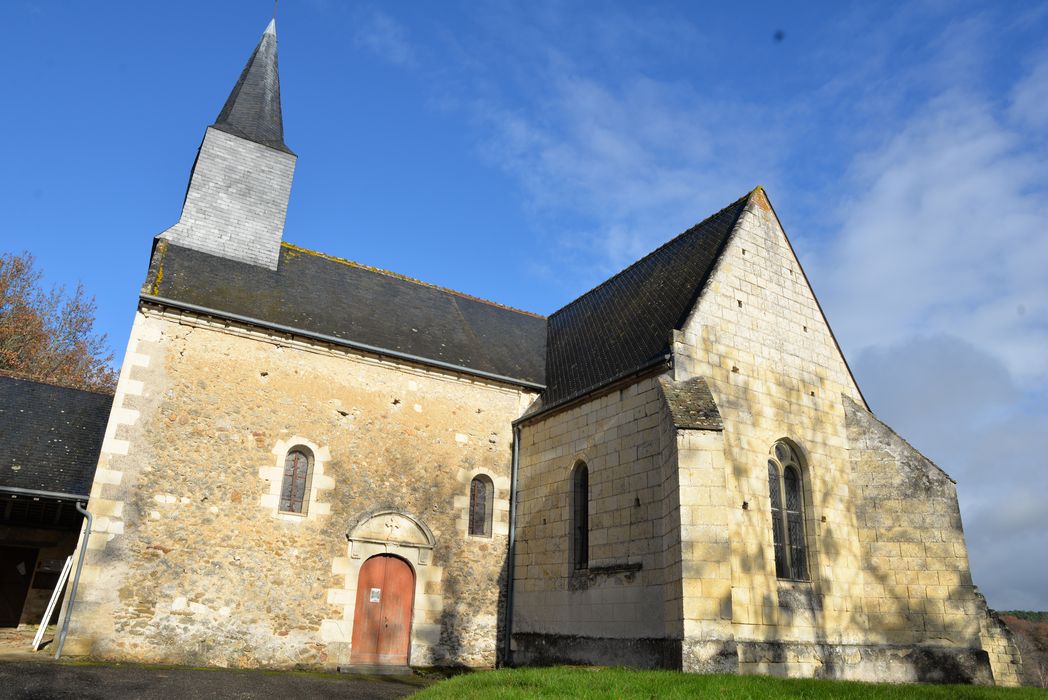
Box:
(61, 20, 1021, 684)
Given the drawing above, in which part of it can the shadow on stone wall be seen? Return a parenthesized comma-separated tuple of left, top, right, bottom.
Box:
(705, 364, 998, 684)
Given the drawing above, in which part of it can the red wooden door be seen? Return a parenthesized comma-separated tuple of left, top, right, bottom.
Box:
(351, 555, 415, 666)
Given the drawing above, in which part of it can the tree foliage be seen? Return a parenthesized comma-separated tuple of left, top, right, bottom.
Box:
(0, 251, 117, 392)
(1002, 614, 1048, 688)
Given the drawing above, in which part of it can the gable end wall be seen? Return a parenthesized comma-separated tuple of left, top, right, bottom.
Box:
(671, 193, 1000, 683)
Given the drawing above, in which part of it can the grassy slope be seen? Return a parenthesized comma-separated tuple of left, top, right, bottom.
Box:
(412, 667, 1047, 699)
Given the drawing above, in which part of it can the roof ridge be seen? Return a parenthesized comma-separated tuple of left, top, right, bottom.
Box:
(281, 242, 546, 319)
(0, 370, 116, 397)
(548, 189, 755, 319)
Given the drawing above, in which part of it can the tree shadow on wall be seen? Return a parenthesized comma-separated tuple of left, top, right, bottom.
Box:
(716, 368, 989, 684)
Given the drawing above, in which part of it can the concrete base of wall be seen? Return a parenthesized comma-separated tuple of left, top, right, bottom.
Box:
(513, 633, 995, 685)
(736, 640, 994, 685)
(511, 633, 681, 669)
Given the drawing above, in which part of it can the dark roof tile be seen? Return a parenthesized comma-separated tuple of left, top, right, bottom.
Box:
(213, 19, 291, 154)
(542, 192, 750, 406)
(0, 376, 112, 498)
(145, 241, 547, 387)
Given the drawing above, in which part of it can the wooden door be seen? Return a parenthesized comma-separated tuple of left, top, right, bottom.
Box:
(0, 546, 38, 627)
(350, 555, 415, 665)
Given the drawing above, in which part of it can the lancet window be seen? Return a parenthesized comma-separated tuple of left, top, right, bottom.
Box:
(767, 441, 808, 580)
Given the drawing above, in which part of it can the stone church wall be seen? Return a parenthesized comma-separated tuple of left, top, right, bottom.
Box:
(671, 190, 1002, 682)
(63, 305, 533, 670)
(672, 426, 737, 672)
(512, 374, 681, 667)
(844, 397, 1020, 685)
(674, 190, 869, 670)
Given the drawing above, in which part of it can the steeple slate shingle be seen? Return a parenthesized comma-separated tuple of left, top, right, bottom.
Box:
(213, 19, 292, 154)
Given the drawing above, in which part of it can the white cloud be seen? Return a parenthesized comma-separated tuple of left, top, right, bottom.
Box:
(1010, 54, 1048, 129)
(474, 73, 783, 289)
(816, 58, 1048, 607)
(852, 334, 1048, 609)
(432, 3, 1048, 607)
(813, 89, 1048, 382)
(353, 10, 414, 67)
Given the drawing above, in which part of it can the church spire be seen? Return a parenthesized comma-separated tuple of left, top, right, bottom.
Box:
(212, 19, 291, 153)
(159, 17, 297, 271)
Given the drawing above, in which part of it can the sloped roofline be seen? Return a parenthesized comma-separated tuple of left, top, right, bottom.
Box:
(548, 192, 751, 320)
(0, 369, 115, 397)
(139, 293, 546, 391)
(282, 243, 544, 319)
(745, 187, 870, 411)
(700, 188, 871, 412)
(212, 18, 292, 154)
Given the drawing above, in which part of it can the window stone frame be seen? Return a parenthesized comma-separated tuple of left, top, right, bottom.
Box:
(767, 440, 811, 582)
(259, 436, 334, 522)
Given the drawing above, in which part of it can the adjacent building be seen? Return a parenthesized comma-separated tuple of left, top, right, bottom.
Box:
(0, 375, 110, 628)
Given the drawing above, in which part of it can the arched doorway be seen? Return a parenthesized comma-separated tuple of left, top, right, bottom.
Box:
(350, 554, 415, 666)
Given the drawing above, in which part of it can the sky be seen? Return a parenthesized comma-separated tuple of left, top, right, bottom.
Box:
(1, 1, 1046, 610)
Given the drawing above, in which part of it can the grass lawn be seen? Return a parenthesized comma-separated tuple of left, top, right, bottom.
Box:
(412, 666, 1047, 699)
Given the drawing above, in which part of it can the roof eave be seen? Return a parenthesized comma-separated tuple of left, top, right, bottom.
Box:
(140, 294, 546, 391)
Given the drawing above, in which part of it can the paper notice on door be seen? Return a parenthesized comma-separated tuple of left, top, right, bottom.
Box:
(370, 588, 381, 603)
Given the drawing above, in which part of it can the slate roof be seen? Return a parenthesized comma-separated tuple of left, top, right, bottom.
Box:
(212, 19, 292, 154)
(658, 376, 723, 430)
(541, 192, 750, 407)
(0, 375, 112, 499)
(144, 240, 547, 387)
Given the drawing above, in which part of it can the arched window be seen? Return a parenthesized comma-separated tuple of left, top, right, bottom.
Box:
(468, 475, 494, 537)
(767, 441, 808, 580)
(280, 447, 313, 514)
(572, 462, 589, 570)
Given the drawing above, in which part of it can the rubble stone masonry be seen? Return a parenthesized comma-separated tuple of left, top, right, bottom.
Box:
(63, 305, 533, 669)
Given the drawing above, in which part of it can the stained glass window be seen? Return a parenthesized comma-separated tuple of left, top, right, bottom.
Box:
(768, 460, 787, 578)
(468, 475, 494, 537)
(280, 449, 312, 514)
(767, 442, 808, 580)
(783, 466, 807, 580)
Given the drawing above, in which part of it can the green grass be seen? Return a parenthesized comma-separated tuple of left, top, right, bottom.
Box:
(411, 666, 1047, 699)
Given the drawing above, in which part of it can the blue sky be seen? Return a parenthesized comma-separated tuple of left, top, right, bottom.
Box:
(2, 1, 1046, 609)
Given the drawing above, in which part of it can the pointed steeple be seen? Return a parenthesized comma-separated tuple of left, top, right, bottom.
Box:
(212, 19, 291, 153)
(159, 18, 297, 271)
